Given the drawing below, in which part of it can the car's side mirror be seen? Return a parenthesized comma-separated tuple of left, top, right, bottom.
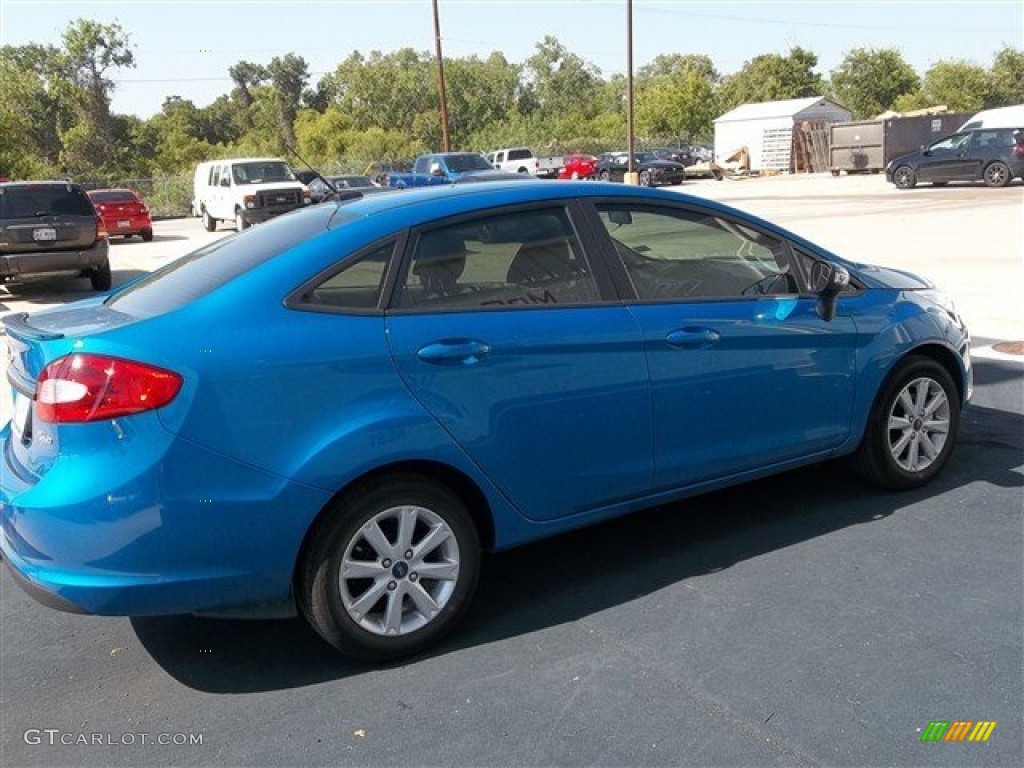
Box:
(811, 262, 850, 322)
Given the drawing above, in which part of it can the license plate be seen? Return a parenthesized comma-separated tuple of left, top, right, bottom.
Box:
(33, 227, 57, 241)
(12, 392, 30, 441)
(117, 220, 130, 228)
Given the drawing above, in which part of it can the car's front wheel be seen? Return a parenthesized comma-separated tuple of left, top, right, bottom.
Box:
(639, 170, 653, 187)
(983, 161, 1011, 188)
(892, 166, 917, 189)
(853, 356, 959, 489)
(599, 170, 611, 181)
(201, 208, 217, 232)
(299, 473, 481, 660)
(235, 210, 249, 231)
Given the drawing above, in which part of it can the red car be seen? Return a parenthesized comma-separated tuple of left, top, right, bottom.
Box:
(87, 188, 153, 241)
(558, 154, 598, 180)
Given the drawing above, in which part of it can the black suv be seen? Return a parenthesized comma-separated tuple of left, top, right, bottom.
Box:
(0, 181, 111, 290)
(886, 127, 1024, 189)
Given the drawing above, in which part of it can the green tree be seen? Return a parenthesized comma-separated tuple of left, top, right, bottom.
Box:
(636, 54, 718, 141)
(228, 61, 268, 109)
(986, 46, 1024, 107)
(267, 53, 309, 150)
(56, 19, 135, 175)
(829, 47, 920, 119)
(919, 60, 990, 112)
(523, 36, 603, 122)
(718, 47, 824, 112)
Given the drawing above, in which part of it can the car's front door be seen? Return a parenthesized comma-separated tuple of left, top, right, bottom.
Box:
(387, 204, 653, 522)
(917, 133, 974, 182)
(588, 202, 858, 491)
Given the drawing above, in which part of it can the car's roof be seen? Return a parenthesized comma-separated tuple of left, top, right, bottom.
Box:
(0, 180, 83, 188)
(87, 188, 137, 194)
(327, 179, 705, 221)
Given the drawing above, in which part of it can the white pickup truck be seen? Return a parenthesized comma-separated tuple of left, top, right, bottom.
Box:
(485, 147, 563, 178)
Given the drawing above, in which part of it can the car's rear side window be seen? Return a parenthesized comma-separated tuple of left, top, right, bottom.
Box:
(109, 204, 344, 318)
(0, 186, 94, 218)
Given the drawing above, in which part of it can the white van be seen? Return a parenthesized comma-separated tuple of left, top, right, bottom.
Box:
(958, 104, 1024, 132)
(192, 157, 310, 232)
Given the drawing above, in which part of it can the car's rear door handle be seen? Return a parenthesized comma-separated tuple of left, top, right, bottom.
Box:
(665, 327, 721, 349)
(417, 339, 491, 365)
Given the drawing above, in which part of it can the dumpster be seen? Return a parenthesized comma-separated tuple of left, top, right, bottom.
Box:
(829, 113, 971, 174)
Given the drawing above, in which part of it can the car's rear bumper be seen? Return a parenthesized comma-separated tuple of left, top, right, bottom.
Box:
(102, 215, 152, 234)
(0, 239, 109, 279)
(0, 419, 330, 616)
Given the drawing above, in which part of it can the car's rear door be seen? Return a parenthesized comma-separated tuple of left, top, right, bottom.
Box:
(386, 203, 653, 522)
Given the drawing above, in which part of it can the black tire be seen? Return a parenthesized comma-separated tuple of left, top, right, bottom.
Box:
(852, 356, 960, 490)
(639, 170, 653, 187)
(235, 209, 248, 232)
(141, 228, 154, 242)
(983, 161, 1011, 188)
(931, 181, 948, 187)
(90, 261, 112, 291)
(892, 166, 917, 189)
(201, 208, 217, 232)
(299, 473, 481, 661)
(599, 170, 611, 181)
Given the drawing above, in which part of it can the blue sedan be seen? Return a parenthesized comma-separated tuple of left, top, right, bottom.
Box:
(1, 181, 971, 660)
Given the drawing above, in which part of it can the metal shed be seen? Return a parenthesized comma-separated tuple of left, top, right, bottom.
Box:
(714, 96, 852, 172)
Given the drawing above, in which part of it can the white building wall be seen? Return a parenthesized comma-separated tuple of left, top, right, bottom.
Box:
(714, 115, 795, 170)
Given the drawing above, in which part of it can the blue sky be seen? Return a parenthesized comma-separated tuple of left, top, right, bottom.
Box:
(1, 0, 1021, 118)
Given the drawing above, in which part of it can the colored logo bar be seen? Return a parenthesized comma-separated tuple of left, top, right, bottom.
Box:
(920, 721, 997, 742)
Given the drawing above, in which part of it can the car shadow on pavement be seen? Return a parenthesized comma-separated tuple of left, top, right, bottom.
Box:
(0, 270, 148, 306)
(131, 386, 1022, 694)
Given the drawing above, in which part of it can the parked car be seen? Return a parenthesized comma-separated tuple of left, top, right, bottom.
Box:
(485, 147, 563, 178)
(650, 147, 696, 166)
(2, 181, 971, 661)
(558, 154, 598, 179)
(87, 188, 153, 242)
(595, 151, 687, 186)
(886, 127, 1024, 188)
(192, 157, 311, 232)
(306, 175, 379, 203)
(384, 152, 502, 188)
(0, 180, 111, 290)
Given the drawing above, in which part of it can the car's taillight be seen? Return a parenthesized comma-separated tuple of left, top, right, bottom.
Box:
(1013, 144, 1024, 157)
(35, 354, 182, 423)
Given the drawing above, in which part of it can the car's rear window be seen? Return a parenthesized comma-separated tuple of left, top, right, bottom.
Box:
(0, 185, 95, 218)
(89, 190, 139, 203)
(109, 204, 348, 318)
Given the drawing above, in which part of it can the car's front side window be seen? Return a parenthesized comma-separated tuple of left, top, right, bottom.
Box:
(595, 204, 796, 300)
(396, 207, 600, 310)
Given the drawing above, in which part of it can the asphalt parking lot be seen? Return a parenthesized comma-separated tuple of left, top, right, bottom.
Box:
(2, 174, 1022, 767)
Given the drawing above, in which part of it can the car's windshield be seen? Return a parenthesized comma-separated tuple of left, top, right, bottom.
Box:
(634, 152, 658, 163)
(231, 161, 295, 185)
(446, 154, 494, 172)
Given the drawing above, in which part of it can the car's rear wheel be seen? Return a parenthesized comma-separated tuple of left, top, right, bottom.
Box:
(299, 473, 481, 661)
(201, 208, 217, 232)
(983, 161, 1011, 188)
(89, 261, 112, 291)
(853, 356, 959, 490)
(141, 228, 154, 242)
(892, 166, 917, 189)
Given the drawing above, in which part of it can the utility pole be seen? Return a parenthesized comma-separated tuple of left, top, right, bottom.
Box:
(625, 0, 638, 185)
(432, 0, 451, 151)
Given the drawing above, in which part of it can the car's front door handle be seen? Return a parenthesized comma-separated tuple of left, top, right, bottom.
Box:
(665, 327, 721, 349)
(417, 339, 491, 365)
